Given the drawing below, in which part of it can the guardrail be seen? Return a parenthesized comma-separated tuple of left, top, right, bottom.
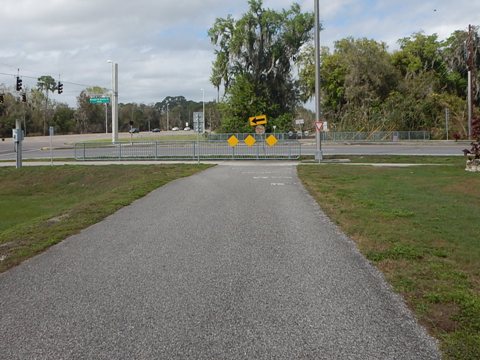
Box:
(74, 140, 301, 161)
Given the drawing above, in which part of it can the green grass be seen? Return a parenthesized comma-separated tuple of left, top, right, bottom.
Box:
(0, 164, 212, 272)
(301, 154, 464, 164)
(298, 157, 480, 359)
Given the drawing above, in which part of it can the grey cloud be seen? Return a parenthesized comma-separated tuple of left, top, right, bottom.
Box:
(1, 0, 478, 107)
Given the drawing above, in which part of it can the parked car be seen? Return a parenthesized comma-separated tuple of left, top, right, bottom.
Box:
(152, 128, 160, 132)
(184, 127, 191, 131)
(129, 127, 139, 134)
(172, 127, 180, 131)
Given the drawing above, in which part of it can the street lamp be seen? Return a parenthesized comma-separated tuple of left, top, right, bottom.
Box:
(107, 60, 119, 144)
(314, 0, 323, 161)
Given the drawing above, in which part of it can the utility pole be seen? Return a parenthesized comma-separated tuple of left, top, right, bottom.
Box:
(201, 88, 205, 133)
(467, 24, 476, 140)
(445, 108, 449, 140)
(314, 0, 323, 161)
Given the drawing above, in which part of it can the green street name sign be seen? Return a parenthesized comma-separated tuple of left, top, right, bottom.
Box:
(89, 97, 110, 104)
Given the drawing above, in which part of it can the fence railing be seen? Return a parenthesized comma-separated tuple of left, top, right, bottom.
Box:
(208, 131, 430, 142)
(74, 140, 302, 161)
(320, 131, 430, 142)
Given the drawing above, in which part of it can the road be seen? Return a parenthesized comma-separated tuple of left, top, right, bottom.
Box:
(0, 164, 440, 359)
(0, 133, 469, 160)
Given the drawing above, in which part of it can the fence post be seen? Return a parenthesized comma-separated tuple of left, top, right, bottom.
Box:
(83, 143, 86, 160)
(119, 143, 122, 160)
(155, 141, 158, 160)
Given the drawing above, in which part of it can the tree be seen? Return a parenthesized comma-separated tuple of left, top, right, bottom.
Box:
(209, 0, 314, 132)
(299, 37, 399, 131)
(389, 32, 467, 137)
(51, 104, 75, 134)
(0, 92, 19, 139)
(296, 29, 479, 136)
(442, 28, 480, 104)
(37, 75, 57, 135)
(75, 90, 105, 133)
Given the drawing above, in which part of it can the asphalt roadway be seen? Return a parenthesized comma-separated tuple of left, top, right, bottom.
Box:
(0, 163, 440, 359)
(0, 133, 470, 160)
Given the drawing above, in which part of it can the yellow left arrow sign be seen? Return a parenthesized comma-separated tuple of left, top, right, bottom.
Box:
(249, 115, 267, 126)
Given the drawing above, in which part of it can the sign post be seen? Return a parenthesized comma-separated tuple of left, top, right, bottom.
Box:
(49, 126, 54, 166)
(14, 119, 23, 169)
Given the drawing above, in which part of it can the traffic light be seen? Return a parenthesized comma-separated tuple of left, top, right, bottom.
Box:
(16, 76, 22, 91)
(57, 82, 63, 94)
(22, 93, 27, 102)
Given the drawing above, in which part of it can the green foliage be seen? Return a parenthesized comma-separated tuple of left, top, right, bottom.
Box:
(51, 104, 75, 134)
(153, 96, 218, 131)
(297, 27, 480, 136)
(270, 113, 294, 132)
(392, 33, 445, 79)
(37, 75, 57, 93)
(75, 90, 105, 133)
(210, 0, 314, 132)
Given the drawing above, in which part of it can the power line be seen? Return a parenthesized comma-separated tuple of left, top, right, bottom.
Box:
(0, 71, 100, 89)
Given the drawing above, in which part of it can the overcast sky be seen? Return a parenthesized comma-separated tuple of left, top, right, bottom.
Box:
(0, 0, 478, 108)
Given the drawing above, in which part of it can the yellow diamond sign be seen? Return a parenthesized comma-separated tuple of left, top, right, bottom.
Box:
(244, 135, 256, 147)
(227, 135, 239, 147)
(266, 135, 278, 147)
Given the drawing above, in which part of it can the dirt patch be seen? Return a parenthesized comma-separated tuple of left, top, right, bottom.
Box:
(424, 302, 460, 334)
(443, 179, 480, 197)
(0, 241, 14, 249)
(45, 213, 70, 226)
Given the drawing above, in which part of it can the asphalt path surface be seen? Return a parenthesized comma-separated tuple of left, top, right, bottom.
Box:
(0, 163, 439, 359)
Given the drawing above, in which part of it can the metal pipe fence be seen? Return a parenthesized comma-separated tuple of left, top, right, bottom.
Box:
(74, 140, 302, 161)
(208, 131, 430, 142)
(321, 131, 430, 142)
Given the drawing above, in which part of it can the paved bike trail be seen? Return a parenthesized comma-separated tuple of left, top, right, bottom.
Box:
(0, 163, 440, 359)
